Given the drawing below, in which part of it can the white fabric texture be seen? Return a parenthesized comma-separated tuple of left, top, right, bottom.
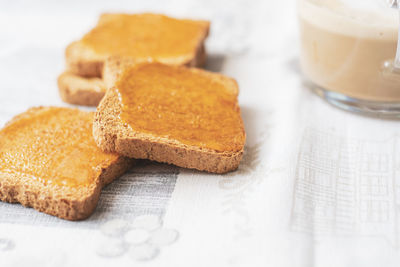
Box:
(0, 0, 399, 266)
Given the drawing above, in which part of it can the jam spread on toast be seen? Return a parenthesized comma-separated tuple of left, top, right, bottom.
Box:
(116, 63, 245, 152)
(0, 108, 120, 187)
(81, 13, 208, 59)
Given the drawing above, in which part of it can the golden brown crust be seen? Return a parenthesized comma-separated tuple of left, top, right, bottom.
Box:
(0, 107, 134, 220)
(93, 70, 245, 174)
(0, 156, 131, 220)
(58, 71, 106, 106)
(65, 42, 104, 78)
(61, 14, 209, 107)
(102, 57, 136, 89)
(60, 43, 207, 107)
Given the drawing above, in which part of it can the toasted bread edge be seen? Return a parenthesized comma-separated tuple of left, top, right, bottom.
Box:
(58, 72, 105, 106)
(0, 107, 133, 220)
(93, 82, 245, 174)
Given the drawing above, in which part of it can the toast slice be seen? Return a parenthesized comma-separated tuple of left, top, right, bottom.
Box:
(0, 107, 133, 220)
(93, 62, 246, 173)
(66, 13, 209, 78)
(58, 72, 106, 106)
(102, 56, 135, 89)
(57, 57, 134, 107)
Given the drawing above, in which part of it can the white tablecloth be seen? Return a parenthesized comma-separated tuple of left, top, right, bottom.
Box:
(1, 0, 400, 266)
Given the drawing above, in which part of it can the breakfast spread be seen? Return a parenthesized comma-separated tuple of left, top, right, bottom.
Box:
(0, 13, 246, 219)
(58, 13, 210, 106)
(94, 61, 245, 174)
(0, 107, 132, 220)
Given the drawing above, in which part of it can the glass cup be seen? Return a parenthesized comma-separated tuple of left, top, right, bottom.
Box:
(298, 0, 400, 117)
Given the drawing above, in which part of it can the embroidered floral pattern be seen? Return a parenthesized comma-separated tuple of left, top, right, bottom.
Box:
(96, 215, 178, 261)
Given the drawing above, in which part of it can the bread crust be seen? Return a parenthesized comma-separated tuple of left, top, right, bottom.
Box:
(61, 32, 207, 106)
(65, 41, 104, 78)
(0, 107, 133, 220)
(58, 71, 106, 106)
(93, 69, 245, 174)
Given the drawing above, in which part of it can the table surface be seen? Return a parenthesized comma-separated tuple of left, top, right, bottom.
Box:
(1, 0, 400, 266)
